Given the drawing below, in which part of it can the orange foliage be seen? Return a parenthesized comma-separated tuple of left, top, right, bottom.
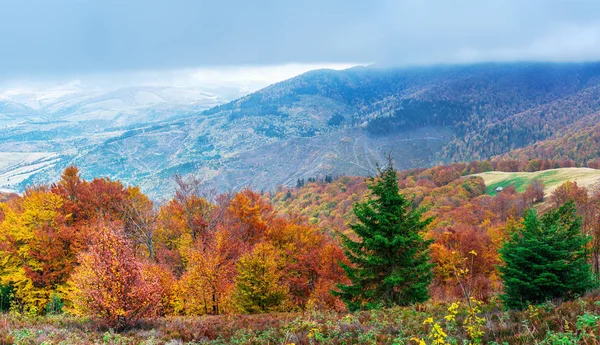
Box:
(174, 228, 236, 315)
(5, 161, 597, 319)
(550, 181, 589, 208)
(70, 223, 162, 329)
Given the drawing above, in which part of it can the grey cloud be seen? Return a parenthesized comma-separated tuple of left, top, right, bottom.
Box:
(1, 0, 600, 78)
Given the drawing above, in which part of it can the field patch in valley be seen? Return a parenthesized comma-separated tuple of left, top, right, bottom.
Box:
(473, 167, 600, 195)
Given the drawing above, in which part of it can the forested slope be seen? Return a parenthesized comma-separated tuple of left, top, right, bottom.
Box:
(21, 62, 600, 196)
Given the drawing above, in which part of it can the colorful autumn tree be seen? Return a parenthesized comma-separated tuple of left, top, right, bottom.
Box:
(226, 189, 274, 245)
(70, 223, 162, 329)
(51, 166, 88, 224)
(173, 174, 220, 243)
(523, 179, 545, 205)
(267, 216, 346, 309)
(174, 227, 236, 315)
(431, 225, 499, 302)
(233, 242, 287, 313)
(0, 189, 77, 314)
(550, 181, 588, 208)
(307, 241, 347, 311)
(334, 159, 434, 311)
(140, 262, 176, 316)
(154, 199, 191, 274)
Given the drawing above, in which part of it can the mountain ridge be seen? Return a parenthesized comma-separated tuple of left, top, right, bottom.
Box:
(5, 62, 600, 197)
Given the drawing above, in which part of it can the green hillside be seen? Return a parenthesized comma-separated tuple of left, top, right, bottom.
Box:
(473, 167, 600, 195)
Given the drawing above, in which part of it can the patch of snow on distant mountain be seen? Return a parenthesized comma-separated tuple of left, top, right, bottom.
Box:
(0, 152, 60, 190)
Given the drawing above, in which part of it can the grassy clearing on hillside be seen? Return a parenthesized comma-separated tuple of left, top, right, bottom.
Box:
(473, 168, 600, 195)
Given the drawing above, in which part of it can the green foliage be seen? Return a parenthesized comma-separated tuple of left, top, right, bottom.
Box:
(575, 312, 600, 332)
(45, 291, 64, 315)
(499, 201, 596, 309)
(539, 312, 600, 344)
(0, 284, 13, 313)
(334, 160, 433, 311)
(233, 243, 287, 314)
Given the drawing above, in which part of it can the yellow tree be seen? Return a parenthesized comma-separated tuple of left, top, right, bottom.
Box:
(233, 242, 287, 313)
(0, 189, 76, 314)
(173, 228, 236, 315)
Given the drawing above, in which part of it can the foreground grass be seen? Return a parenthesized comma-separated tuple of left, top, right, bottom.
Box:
(3, 294, 600, 344)
(473, 167, 600, 195)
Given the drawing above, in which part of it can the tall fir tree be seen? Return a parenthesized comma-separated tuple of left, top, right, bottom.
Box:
(333, 159, 433, 311)
(499, 201, 596, 309)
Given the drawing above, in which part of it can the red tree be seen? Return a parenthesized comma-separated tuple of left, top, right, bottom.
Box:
(71, 223, 162, 329)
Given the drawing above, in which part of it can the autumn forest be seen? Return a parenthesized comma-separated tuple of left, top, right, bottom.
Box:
(1, 154, 600, 344)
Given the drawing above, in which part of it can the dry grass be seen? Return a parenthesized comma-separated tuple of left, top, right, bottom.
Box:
(3, 294, 600, 344)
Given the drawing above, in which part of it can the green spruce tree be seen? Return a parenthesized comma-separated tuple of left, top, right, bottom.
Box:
(499, 201, 596, 309)
(333, 159, 433, 311)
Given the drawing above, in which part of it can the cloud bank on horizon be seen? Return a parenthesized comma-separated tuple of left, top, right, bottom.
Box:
(0, 63, 357, 99)
(1, 0, 600, 80)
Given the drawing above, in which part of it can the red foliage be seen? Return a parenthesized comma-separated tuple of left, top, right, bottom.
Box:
(24, 221, 81, 289)
(7, 162, 599, 317)
(72, 223, 162, 329)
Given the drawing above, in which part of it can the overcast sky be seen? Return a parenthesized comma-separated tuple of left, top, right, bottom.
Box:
(2, 0, 600, 83)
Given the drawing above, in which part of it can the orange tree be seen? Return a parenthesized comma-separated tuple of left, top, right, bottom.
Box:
(70, 223, 162, 329)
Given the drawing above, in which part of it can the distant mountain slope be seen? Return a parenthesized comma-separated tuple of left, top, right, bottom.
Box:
(1, 85, 235, 129)
(0, 101, 42, 124)
(0, 152, 60, 191)
(11, 62, 600, 197)
(497, 113, 600, 167)
(0, 85, 245, 194)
